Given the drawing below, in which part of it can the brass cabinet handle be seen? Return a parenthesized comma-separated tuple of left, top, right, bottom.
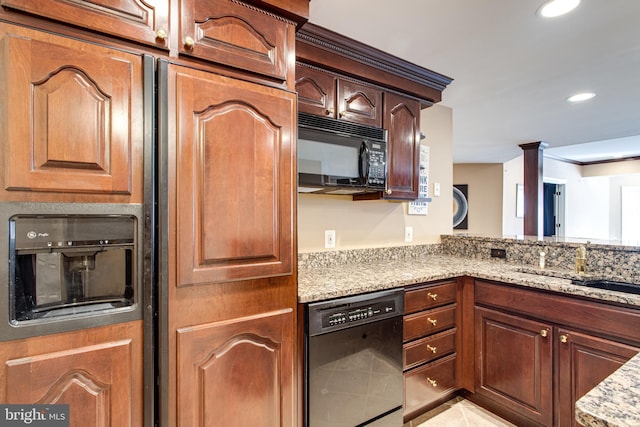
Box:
(540, 329, 548, 338)
(184, 36, 195, 48)
(385, 189, 392, 195)
(156, 29, 167, 40)
(326, 108, 334, 116)
(338, 110, 346, 118)
(427, 317, 437, 326)
(560, 335, 568, 343)
(426, 344, 437, 354)
(427, 292, 438, 301)
(427, 377, 437, 387)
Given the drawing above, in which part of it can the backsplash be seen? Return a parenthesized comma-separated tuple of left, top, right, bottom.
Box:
(441, 235, 640, 282)
(298, 235, 640, 283)
(298, 244, 443, 269)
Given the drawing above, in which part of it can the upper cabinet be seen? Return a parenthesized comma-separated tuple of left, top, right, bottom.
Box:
(0, 0, 170, 48)
(384, 93, 421, 199)
(296, 64, 382, 127)
(180, 0, 296, 82)
(295, 23, 452, 200)
(0, 22, 148, 203)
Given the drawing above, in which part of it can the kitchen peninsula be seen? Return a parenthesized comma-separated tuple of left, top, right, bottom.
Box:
(298, 235, 640, 426)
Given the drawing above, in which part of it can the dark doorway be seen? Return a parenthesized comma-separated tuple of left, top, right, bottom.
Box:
(543, 183, 556, 236)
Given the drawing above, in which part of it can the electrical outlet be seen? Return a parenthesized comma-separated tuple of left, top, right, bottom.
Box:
(325, 230, 336, 249)
(405, 226, 413, 243)
(490, 248, 507, 259)
(434, 182, 441, 197)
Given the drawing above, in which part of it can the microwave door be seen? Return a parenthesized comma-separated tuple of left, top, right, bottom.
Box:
(359, 141, 369, 185)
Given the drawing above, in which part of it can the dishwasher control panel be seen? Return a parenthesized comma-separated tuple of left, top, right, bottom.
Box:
(307, 288, 404, 336)
(325, 301, 396, 327)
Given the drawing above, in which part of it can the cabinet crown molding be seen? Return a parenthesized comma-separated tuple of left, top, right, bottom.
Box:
(296, 23, 452, 103)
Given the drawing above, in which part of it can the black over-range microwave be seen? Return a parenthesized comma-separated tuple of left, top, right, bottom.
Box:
(297, 112, 387, 195)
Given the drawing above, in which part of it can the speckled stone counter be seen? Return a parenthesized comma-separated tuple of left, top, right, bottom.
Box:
(576, 353, 640, 427)
(298, 253, 640, 306)
(298, 240, 640, 427)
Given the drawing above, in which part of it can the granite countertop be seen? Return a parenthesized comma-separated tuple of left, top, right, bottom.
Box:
(297, 254, 640, 307)
(298, 253, 640, 427)
(576, 353, 640, 427)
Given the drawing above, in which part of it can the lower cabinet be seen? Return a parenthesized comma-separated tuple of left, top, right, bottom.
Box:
(474, 280, 640, 427)
(556, 328, 639, 427)
(0, 321, 144, 426)
(475, 306, 553, 426)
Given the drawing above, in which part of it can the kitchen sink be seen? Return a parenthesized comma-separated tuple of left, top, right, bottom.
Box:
(571, 279, 640, 295)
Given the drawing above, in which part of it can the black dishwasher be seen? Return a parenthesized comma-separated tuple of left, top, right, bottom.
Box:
(305, 289, 404, 427)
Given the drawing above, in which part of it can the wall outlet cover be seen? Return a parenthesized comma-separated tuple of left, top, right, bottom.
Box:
(325, 230, 336, 249)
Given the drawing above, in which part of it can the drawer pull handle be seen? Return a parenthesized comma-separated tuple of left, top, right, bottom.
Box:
(184, 36, 195, 48)
(427, 377, 437, 387)
(156, 29, 167, 40)
(540, 329, 548, 338)
(427, 292, 438, 301)
(560, 335, 568, 343)
(326, 108, 334, 116)
(427, 317, 437, 326)
(426, 344, 437, 354)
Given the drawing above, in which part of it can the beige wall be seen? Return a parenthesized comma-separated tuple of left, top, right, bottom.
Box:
(582, 159, 640, 177)
(452, 163, 504, 236)
(297, 104, 453, 252)
(502, 155, 524, 236)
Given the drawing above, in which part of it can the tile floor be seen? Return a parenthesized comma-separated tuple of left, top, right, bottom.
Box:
(405, 397, 516, 427)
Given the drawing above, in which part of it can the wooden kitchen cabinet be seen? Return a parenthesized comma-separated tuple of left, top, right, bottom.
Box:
(403, 280, 458, 421)
(180, 0, 296, 81)
(473, 279, 640, 427)
(556, 328, 640, 427)
(295, 63, 383, 127)
(0, 0, 170, 48)
(176, 309, 294, 426)
(167, 63, 295, 285)
(475, 306, 554, 426)
(384, 92, 421, 200)
(0, 321, 144, 426)
(0, 22, 147, 202)
(159, 59, 297, 426)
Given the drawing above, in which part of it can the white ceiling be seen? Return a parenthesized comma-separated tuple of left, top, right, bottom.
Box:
(307, 0, 640, 164)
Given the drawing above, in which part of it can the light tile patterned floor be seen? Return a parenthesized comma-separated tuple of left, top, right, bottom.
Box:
(407, 398, 516, 427)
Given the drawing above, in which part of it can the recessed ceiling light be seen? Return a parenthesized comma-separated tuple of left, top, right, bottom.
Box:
(538, 0, 580, 18)
(567, 92, 596, 103)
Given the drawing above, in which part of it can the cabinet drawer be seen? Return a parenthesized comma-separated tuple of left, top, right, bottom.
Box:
(404, 304, 456, 342)
(405, 281, 457, 314)
(404, 353, 456, 418)
(180, 0, 294, 81)
(404, 328, 456, 370)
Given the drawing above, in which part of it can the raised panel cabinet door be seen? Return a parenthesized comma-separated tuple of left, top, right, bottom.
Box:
(177, 309, 295, 427)
(180, 0, 294, 81)
(0, 0, 170, 48)
(336, 78, 383, 127)
(556, 328, 640, 427)
(168, 64, 294, 285)
(0, 23, 145, 199)
(384, 92, 420, 200)
(475, 306, 553, 427)
(5, 339, 137, 426)
(295, 63, 337, 117)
